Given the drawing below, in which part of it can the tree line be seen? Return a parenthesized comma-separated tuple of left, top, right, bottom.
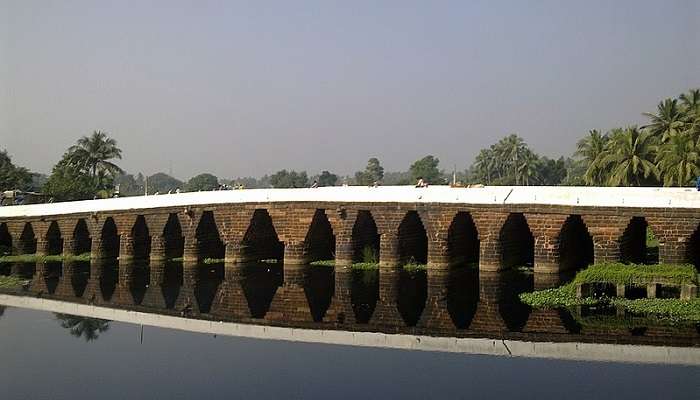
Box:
(0, 87, 697, 202)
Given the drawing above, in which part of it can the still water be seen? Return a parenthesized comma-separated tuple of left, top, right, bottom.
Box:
(0, 261, 697, 399)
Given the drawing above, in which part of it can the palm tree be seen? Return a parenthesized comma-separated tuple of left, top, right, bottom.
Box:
(516, 149, 539, 185)
(655, 133, 700, 186)
(55, 313, 110, 341)
(680, 89, 700, 140)
(68, 131, 123, 187)
(576, 130, 609, 185)
(643, 98, 686, 142)
(495, 134, 527, 184)
(596, 126, 659, 186)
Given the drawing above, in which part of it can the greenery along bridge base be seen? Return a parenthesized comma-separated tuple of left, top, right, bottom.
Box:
(520, 263, 700, 322)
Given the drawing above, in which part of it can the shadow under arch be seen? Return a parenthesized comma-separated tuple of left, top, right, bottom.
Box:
(163, 213, 184, 260)
(620, 216, 657, 264)
(397, 211, 427, 266)
(241, 209, 284, 263)
(195, 211, 225, 261)
(132, 215, 151, 262)
(397, 268, 427, 327)
(19, 222, 37, 255)
(72, 219, 92, 255)
(240, 262, 283, 318)
(0, 223, 11, 255)
(351, 211, 380, 263)
(446, 267, 479, 329)
(194, 263, 223, 313)
(100, 217, 120, 260)
(499, 213, 534, 269)
(350, 269, 379, 324)
(303, 209, 335, 263)
(447, 211, 480, 269)
(687, 223, 700, 273)
(559, 215, 594, 272)
(45, 221, 63, 255)
(303, 265, 334, 322)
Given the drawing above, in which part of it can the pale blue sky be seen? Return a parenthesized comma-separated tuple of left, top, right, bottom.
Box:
(1, 0, 698, 179)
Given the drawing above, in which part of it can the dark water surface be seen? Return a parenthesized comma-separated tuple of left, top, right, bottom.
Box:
(0, 261, 698, 399)
(0, 307, 696, 400)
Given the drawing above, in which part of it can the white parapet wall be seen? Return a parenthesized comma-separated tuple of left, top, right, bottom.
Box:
(1, 186, 700, 219)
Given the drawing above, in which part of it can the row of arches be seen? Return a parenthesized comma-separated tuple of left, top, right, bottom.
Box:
(0, 211, 696, 271)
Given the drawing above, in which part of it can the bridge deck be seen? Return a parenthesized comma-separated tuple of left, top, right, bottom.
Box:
(1, 185, 699, 218)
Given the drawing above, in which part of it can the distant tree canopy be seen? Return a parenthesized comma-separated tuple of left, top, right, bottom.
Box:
(114, 173, 144, 196)
(317, 170, 338, 187)
(185, 173, 219, 192)
(270, 170, 309, 188)
(409, 155, 443, 184)
(147, 172, 183, 193)
(43, 153, 98, 201)
(0, 149, 33, 191)
(354, 157, 384, 185)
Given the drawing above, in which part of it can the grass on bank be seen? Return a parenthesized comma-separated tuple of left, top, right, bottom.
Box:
(0, 253, 92, 264)
(0, 275, 30, 289)
(519, 262, 700, 322)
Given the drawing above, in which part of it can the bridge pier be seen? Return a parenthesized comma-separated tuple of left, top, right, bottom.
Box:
(283, 241, 307, 265)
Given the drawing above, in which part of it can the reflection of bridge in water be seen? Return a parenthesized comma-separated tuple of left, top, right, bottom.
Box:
(1, 267, 698, 365)
(1, 259, 698, 357)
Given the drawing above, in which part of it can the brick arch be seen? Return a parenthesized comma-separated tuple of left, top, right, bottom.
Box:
(100, 217, 120, 259)
(18, 222, 37, 255)
(162, 213, 184, 260)
(499, 213, 534, 269)
(447, 211, 480, 268)
(242, 209, 284, 263)
(397, 211, 428, 265)
(72, 219, 92, 255)
(132, 215, 151, 261)
(195, 211, 225, 261)
(351, 210, 380, 264)
(620, 216, 656, 264)
(558, 215, 593, 271)
(303, 209, 335, 263)
(0, 223, 12, 255)
(45, 221, 63, 256)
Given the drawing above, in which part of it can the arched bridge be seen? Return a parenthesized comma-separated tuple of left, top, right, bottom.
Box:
(2, 186, 700, 274)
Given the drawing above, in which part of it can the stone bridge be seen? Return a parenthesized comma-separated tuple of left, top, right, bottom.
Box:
(1, 186, 700, 274)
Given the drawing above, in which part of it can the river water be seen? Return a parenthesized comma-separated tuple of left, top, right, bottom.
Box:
(0, 261, 697, 399)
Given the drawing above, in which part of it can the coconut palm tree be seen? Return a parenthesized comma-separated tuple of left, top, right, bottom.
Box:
(495, 134, 528, 184)
(655, 133, 700, 186)
(576, 130, 609, 186)
(68, 131, 123, 187)
(680, 89, 700, 140)
(643, 98, 686, 142)
(596, 126, 659, 186)
(55, 313, 110, 342)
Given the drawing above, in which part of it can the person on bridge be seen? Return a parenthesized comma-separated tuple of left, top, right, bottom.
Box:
(696, 176, 700, 191)
(415, 177, 428, 188)
(311, 180, 319, 188)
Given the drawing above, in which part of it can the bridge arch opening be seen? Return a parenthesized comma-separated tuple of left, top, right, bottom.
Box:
(558, 215, 594, 272)
(46, 221, 63, 255)
(397, 268, 427, 327)
(100, 218, 120, 260)
(19, 223, 37, 254)
(447, 211, 480, 268)
(241, 263, 283, 318)
(303, 209, 335, 263)
(242, 209, 283, 263)
(195, 211, 225, 261)
(163, 213, 184, 260)
(304, 265, 334, 322)
(72, 219, 92, 255)
(0, 223, 12, 255)
(447, 268, 479, 329)
(351, 211, 380, 264)
(398, 211, 428, 266)
(100, 262, 119, 301)
(131, 215, 151, 262)
(195, 263, 224, 314)
(687, 224, 700, 273)
(620, 217, 657, 264)
(499, 213, 534, 269)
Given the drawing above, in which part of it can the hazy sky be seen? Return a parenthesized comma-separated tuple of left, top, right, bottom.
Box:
(1, 1, 698, 180)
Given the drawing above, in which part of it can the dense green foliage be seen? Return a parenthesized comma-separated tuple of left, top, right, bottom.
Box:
(317, 170, 338, 186)
(355, 157, 385, 185)
(146, 172, 183, 193)
(0, 275, 30, 289)
(185, 173, 219, 191)
(0, 253, 91, 263)
(269, 169, 309, 188)
(409, 155, 443, 184)
(0, 150, 33, 191)
(573, 262, 697, 286)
